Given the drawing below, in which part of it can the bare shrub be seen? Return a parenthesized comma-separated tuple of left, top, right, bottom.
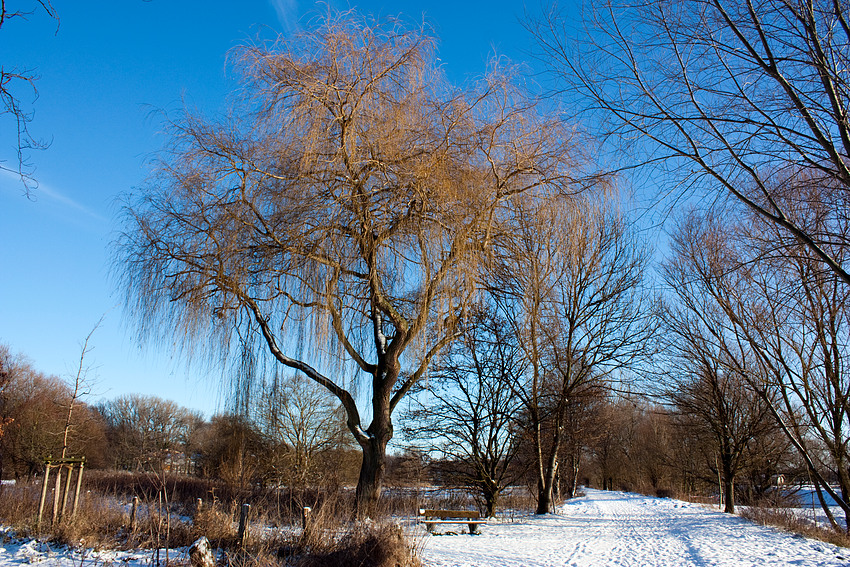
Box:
(85, 470, 232, 513)
(0, 475, 426, 565)
(221, 548, 283, 567)
(0, 479, 137, 549)
(50, 492, 127, 548)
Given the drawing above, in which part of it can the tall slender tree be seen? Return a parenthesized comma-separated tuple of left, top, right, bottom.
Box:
(491, 195, 655, 513)
(403, 306, 527, 517)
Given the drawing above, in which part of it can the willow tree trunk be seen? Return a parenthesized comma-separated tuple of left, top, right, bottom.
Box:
(353, 362, 396, 517)
(355, 434, 389, 516)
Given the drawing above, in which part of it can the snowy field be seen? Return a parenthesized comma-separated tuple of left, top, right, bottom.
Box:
(0, 488, 847, 566)
(421, 488, 849, 567)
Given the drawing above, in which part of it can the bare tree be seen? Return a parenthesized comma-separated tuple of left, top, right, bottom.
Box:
(490, 194, 656, 513)
(403, 306, 527, 517)
(60, 317, 102, 459)
(747, 212, 850, 528)
(115, 13, 577, 513)
(255, 373, 349, 487)
(659, 289, 779, 513)
(666, 206, 850, 528)
(1, 1, 57, 189)
(534, 0, 850, 285)
(98, 394, 202, 472)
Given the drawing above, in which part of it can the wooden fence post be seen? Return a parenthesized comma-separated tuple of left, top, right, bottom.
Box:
(238, 503, 251, 547)
(301, 506, 313, 541)
(130, 496, 139, 532)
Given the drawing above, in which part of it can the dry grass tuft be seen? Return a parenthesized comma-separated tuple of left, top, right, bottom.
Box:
(298, 522, 420, 567)
(192, 500, 238, 548)
(0, 482, 40, 533)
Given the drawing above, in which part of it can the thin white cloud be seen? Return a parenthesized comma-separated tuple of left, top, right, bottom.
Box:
(268, 0, 301, 33)
(0, 168, 108, 224)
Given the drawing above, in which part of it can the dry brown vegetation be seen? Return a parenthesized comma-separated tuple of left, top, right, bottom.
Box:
(740, 505, 850, 549)
(298, 523, 421, 567)
(0, 474, 424, 566)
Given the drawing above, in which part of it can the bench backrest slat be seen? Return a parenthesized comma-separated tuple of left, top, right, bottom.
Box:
(420, 509, 480, 520)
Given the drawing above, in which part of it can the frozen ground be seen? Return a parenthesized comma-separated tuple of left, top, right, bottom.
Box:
(421, 488, 850, 567)
(0, 488, 847, 566)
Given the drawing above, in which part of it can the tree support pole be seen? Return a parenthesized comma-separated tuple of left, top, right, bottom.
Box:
(51, 467, 62, 525)
(71, 461, 84, 518)
(37, 464, 51, 532)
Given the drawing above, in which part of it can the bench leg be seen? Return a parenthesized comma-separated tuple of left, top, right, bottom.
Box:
(426, 522, 435, 533)
(468, 523, 479, 534)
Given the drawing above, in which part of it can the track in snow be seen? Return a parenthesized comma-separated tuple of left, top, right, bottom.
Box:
(420, 488, 850, 567)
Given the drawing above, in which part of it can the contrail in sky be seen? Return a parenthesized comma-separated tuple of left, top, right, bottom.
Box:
(268, 0, 301, 33)
(0, 168, 107, 224)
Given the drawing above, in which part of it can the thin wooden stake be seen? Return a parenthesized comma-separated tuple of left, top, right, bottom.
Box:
(60, 465, 73, 520)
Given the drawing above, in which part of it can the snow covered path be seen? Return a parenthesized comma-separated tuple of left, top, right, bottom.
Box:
(421, 488, 850, 567)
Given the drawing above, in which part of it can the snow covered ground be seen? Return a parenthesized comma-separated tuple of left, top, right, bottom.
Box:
(0, 488, 847, 566)
(0, 532, 168, 567)
(421, 488, 850, 567)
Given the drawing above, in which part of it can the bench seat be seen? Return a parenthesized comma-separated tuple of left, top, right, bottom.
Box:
(419, 509, 487, 534)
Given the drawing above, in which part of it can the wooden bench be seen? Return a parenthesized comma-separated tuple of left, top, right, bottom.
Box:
(418, 509, 487, 534)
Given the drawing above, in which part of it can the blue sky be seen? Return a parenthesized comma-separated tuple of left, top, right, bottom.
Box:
(0, 1, 564, 416)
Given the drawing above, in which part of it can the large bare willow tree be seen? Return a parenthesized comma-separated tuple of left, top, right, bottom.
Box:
(115, 14, 577, 513)
(535, 0, 850, 285)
